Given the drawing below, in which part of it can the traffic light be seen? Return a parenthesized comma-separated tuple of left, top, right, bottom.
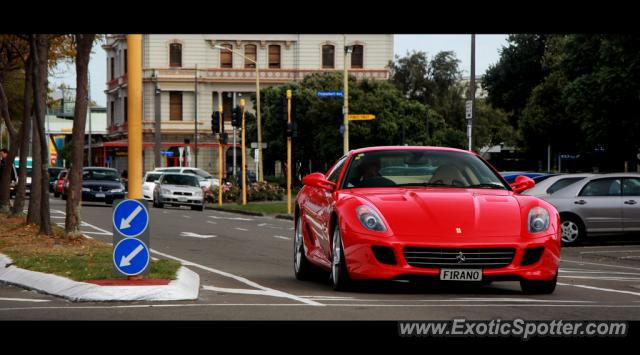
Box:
(211, 111, 220, 134)
(220, 132, 229, 145)
(231, 106, 241, 128)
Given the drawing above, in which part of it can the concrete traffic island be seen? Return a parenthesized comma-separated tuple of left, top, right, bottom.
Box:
(0, 253, 200, 302)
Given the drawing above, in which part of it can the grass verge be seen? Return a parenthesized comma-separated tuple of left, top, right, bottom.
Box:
(209, 201, 291, 215)
(0, 213, 180, 281)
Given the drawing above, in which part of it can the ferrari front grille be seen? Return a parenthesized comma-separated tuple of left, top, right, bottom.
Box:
(403, 247, 516, 269)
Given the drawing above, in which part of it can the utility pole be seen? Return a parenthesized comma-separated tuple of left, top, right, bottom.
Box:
(88, 71, 92, 166)
(233, 93, 237, 178)
(218, 104, 223, 206)
(468, 34, 476, 151)
(342, 35, 353, 155)
(286, 90, 292, 215)
(194, 64, 198, 168)
(240, 99, 247, 206)
(127, 34, 143, 199)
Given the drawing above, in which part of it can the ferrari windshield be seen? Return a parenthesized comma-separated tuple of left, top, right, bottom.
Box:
(341, 149, 508, 189)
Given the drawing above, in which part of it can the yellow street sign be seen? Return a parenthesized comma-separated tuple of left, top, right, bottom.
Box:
(348, 114, 376, 121)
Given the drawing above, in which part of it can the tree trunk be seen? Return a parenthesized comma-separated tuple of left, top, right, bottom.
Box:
(10, 55, 33, 216)
(65, 33, 95, 238)
(26, 106, 41, 224)
(0, 80, 21, 213)
(30, 34, 51, 235)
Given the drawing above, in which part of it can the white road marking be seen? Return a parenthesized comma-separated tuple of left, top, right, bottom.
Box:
(81, 231, 111, 236)
(234, 228, 248, 232)
(580, 250, 640, 254)
(183, 215, 192, 219)
(0, 297, 51, 303)
(208, 215, 253, 221)
(561, 259, 640, 271)
(560, 275, 640, 282)
(180, 232, 217, 239)
(257, 223, 267, 227)
(558, 282, 640, 297)
(560, 269, 640, 276)
(206, 221, 217, 225)
(272, 235, 290, 240)
(148, 249, 322, 306)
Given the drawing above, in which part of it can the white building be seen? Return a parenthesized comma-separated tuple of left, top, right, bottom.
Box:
(102, 34, 394, 176)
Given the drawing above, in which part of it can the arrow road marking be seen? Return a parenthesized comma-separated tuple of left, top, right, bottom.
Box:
(180, 232, 217, 239)
(119, 244, 145, 267)
(119, 205, 143, 230)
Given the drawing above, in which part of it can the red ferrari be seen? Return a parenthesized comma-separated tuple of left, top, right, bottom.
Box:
(294, 146, 561, 294)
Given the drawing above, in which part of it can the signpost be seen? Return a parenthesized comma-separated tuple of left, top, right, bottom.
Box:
(348, 114, 376, 121)
(112, 199, 150, 277)
(316, 91, 343, 97)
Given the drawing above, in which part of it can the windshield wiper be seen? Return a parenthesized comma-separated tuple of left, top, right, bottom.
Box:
(467, 183, 506, 190)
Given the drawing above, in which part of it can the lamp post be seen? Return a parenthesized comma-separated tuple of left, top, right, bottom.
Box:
(214, 45, 263, 182)
(343, 35, 354, 155)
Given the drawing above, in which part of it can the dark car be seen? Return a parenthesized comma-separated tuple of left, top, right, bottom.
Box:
(500, 171, 549, 184)
(62, 167, 126, 205)
(48, 167, 64, 193)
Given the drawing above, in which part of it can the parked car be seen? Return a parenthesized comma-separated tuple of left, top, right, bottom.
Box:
(152, 173, 204, 211)
(53, 169, 68, 198)
(522, 173, 593, 198)
(13, 157, 32, 195)
(62, 167, 126, 205)
(154, 167, 219, 190)
(48, 167, 64, 193)
(295, 146, 560, 294)
(539, 173, 640, 245)
(142, 171, 163, 201)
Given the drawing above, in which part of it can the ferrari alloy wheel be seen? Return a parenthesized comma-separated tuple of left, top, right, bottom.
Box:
(293, 215, 315, 280)
(331, 223, 352, 291)
(521, 272, 557, 295)
(561, 216, 583, 245)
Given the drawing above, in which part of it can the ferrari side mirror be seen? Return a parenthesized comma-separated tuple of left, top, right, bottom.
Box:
(510, 175, 535, 194)
(302, 172, 336, 192)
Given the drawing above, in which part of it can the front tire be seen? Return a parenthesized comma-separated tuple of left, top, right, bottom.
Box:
(293, 214, 317, 280)
(521, 273, 557, 294)
(561, 215, 585, 245)
(331, 222, 353, 291)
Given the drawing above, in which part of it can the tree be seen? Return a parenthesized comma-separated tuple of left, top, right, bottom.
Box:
(65, 33, 95, 238)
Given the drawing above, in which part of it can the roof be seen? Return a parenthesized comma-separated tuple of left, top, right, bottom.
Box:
(349, 146, 474, 156)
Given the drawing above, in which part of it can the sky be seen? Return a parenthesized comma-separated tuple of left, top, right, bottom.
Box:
(48, 35, 508, 108)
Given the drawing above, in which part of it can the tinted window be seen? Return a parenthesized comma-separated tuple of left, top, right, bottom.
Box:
(145, 173, 162, 182)
(326, 157, 347, 183)
(623, 178, 640, 196)
(546, 177, 585, 194)
(162, 174, 199, 187)
(580, 178, 621, 197)
(83, 169, 120, 182)
(342, 150, 506, 189)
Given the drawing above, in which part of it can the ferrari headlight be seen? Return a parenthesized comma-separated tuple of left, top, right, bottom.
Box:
(528, 207, 550, 233)
(356, 205, 387, 232)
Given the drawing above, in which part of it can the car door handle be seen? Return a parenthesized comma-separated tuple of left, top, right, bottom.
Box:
(624, 200, 637, 205)
(574, 200, 587, 205)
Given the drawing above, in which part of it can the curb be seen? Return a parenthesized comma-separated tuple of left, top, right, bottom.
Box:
(0, 253, 200, 302)
(275, 214, 294, 221)
(205, 206, 265, 217)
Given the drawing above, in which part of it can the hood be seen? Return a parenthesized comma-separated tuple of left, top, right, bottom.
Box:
(162, 184, 201, 193)
(346, 188, 522, 238)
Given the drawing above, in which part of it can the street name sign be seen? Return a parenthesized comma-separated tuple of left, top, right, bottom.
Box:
(348, 114, 376, 121)
(466, 100, 473, 119)
(112, 199, 150, 276)
(316, 91, 344, 97)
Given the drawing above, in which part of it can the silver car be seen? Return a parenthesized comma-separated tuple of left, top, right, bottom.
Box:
(539, 173, 640, 244)
(522, 173, 593, 198)
(152, 173, 205, 211)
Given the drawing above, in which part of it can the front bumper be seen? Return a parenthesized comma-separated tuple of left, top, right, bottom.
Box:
(340, 228, 561, 282)
(158, 194, 203, 206)
(82, 191, 125, 203)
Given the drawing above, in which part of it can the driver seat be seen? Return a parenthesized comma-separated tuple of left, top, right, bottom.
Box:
(429, 165, 468, 186)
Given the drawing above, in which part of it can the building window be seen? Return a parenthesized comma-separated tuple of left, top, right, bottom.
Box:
(124, 98, 128, 122)
(351, 45, 363, 69)
(220, 43, 233, 68)
(123, 49, 128, 74)
(244, 44, 256, 68)
(170, 92, 182, 121)
(268, 45, 281, 69)
(110, 101, 115, 125)
(169, 43, 182, 67)
(322, 44, 335, 69)
(110, 57, 115, 80)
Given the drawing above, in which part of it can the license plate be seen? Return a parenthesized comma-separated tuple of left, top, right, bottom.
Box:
(440, 268, 482, 281)
(95, 193, 105, 198)
(178, 197, 187, 202)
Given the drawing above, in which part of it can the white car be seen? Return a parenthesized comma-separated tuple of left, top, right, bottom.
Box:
(154, 167, 219, 190)
(152, 173, 204, 211)
(142, 171, 163, 201)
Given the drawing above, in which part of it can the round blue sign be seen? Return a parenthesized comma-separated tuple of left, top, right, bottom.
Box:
(112, 199, 149, 238)
(113, 238, 150, 276)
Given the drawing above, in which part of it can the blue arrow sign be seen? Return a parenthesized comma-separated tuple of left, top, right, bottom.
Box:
(316, 91, 343, 97)
(113, 238, 149, 276)
(113, 199, 149, 238)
